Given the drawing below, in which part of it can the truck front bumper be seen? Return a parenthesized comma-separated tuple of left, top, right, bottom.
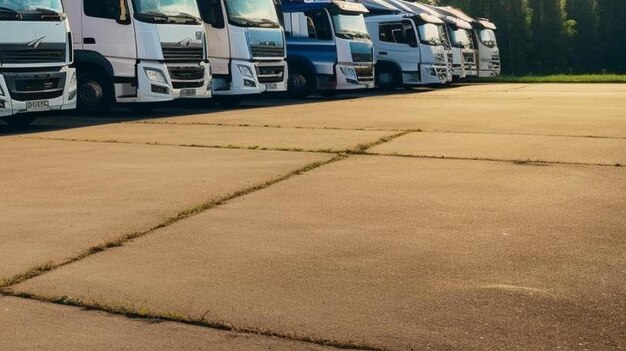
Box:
(212, 59, 288, 96)
(0, 66, 77, 118)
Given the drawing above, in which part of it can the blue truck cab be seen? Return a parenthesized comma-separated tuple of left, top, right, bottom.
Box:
(279, 0, 375, 97)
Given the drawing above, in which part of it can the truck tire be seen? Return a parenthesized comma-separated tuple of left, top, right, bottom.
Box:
(376, 68, 400, 91)
(1, 116, 37, 128)
(287, 71, 312, 99)
(77, 71, 113, 115)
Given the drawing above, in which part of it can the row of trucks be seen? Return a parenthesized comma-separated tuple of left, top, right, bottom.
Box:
(0, 0, 500, 127)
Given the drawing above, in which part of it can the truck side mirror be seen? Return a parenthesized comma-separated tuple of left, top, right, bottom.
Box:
(116, 0, 131, 25)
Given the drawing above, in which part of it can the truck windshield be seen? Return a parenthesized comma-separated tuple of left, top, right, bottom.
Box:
(332, 14, 370, 40)
(0, 0, 63, 20)
(224, 0, 280, 28)
(479, 28, 497, 48)
(449, 27, 473, 49)
(418, 23, 444, 46)
(132, 0, 201, 23)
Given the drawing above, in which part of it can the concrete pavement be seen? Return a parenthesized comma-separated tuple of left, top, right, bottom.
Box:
(1, 84, 625, 350)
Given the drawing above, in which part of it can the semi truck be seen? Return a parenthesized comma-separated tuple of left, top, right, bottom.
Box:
(196, 0, 288, 105)
(350, 0, 451, 89)
(0, 0, 77, 127)
(280, 0, 375, 97)
(398, 0, 476, 79)
(431, 5, 500, 77)
(64, 0, 212, 114)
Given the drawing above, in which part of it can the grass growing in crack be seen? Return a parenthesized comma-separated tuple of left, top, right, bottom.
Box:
(5, 291, 386, 351)
(348, 130, 415, 154)
(0, 154, 347, 290)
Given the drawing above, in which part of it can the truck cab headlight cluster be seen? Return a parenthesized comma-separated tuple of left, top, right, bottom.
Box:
(68, 72, 77, 100)
(340, 66, 358, 80)
(435, 53, 446, 64)
(237, 65, 255, 78)
(144, 68, 168, 84)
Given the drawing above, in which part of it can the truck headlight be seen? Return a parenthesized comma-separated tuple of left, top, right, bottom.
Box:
(435, 53, 446, 64)
(237, 65, 255, 78)
(144, 68, 168, 84)
(340, 66, 357, 80)
(68, 72, 78, 100)
(68, 72, 77, 91)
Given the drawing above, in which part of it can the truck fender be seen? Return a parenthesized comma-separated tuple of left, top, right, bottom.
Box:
(73, 50, 115, 80)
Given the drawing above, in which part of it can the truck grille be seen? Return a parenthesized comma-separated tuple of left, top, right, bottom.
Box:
(162, 46, 203, 62)
(0, 48, 65, 64)
(2, 70, 66, 101)
(255, 65, 285, 83)
(251, 45, 284, 58)
(166, 65, 205, 89)
(355, 65, 374, 82)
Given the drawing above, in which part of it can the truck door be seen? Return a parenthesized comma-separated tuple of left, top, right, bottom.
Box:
(377, 21, 419, 76)
(197, 0, 230, 76)
(80, 0, 137, 78)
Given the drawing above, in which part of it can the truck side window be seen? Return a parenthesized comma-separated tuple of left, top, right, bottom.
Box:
(84, 0, 121, 20)
(304, 10, 332, 41)
(379, 23, 407, 44)
(198, 0, 225, 29)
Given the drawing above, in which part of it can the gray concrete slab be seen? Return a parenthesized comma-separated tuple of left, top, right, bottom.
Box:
(0, 296, 342, 351)
(370, 131, 626, 165)
(145, 84, 626, 138)
(13, 156, 626, 351)
(0, 138, 330, 282)
(28, 122, 391, 152)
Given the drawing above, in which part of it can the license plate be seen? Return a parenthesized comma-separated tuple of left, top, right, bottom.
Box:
(26, 100, 49, 111)
(180, 89, 196, 97)
(266, 83, 278, 90)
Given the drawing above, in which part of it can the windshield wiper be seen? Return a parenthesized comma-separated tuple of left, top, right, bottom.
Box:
(171, 12, 201, 24)
(29, 7, 65, 19)
(230, 16, 278, 28)
(0, 6, 22, 19)
(136, 10, 169, 22)
(336, 30, 369, 40)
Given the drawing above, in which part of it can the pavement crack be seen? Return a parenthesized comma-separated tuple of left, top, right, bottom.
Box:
(364, 152, 624, 168)
(0, 154, 347, 290)
(348, 130, 416, 154)
(1, 292, 386, 351)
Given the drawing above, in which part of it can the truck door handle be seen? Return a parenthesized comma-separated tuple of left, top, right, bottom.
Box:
(379, 51, 388, 55)
(84, 38, 96, 44)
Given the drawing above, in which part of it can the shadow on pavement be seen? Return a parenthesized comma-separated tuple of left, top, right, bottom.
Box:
(0, 86, 445, 137)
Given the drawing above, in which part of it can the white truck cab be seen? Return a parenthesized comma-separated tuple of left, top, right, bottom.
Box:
(0, 0, 76, 127)
(434, 6, 500, 77)
(351, 0, 450, 88)
(196, 0, 288, 104)
(64, 0, 212, 114)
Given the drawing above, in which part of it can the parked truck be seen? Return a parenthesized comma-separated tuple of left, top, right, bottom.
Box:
(195, 0, 288, 105)
(64, 0, 212, 114)
(350, 0, 451, 89)
(397, 0, 476, 79)
(279, 0, 375, 98)
(0, 0, 77, 127)
(431, 5, 500, 77)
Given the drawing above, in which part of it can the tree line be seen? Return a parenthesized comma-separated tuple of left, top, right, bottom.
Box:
(432, 0, 626, 75)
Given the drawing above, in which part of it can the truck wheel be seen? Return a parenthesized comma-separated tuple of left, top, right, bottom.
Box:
(1, 116, 37, 128)
(376, 69, 399, 91)
(78, 72, 112, 115)
(287, 72, 311, 99)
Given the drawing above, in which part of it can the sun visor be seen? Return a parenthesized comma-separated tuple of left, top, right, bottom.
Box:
(445, 16, 473, 30)
(478, 19, 497, 30)
(418, 12, 444, 25)
(331, 0, 369, 13)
